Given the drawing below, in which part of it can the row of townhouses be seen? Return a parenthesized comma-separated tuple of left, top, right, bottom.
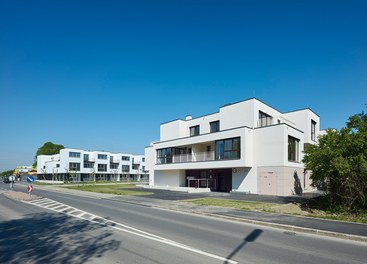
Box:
(37, 148, 147, 182)
(145, 98, 324, 196)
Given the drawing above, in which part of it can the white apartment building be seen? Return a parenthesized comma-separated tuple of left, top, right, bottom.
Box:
(145, 98, 322, 196)
(37, 148, 147, 182)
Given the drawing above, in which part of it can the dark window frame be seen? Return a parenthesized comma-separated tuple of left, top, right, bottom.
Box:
(190, 125, 200, 136)
(311, 120, 317, 141)
(157, 148, 172, 164)
(215, 137, 241, 160)
(258, 111, 272, 127)
(288, 136, 300, 162)
(210, 120, 220, 133)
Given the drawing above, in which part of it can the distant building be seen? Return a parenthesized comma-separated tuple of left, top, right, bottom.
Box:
(37, 148, 147, 182)
(145, 98, 323, 196)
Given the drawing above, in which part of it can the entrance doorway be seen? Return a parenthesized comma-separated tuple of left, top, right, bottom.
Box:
(186, 169, 232, 192)
(260, 172, 277, 195)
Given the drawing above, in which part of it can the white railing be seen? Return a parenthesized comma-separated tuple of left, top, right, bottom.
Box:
(172, 151, 215, 163)
(188, 179, 216, 189)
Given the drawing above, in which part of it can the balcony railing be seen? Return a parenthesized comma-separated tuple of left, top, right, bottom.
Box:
(110, 157, 120, 164)
(172, 151, 215, 163)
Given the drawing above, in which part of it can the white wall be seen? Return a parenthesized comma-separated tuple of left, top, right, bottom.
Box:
(232, 167, 257, 193)
(154, 170, 183, 186)
(283, 109, 320, 143)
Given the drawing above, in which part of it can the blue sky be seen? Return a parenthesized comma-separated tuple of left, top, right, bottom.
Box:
(0, 0, 366, 170)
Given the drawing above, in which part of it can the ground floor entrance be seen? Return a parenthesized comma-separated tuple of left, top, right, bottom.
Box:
(185, 169, 232, 192)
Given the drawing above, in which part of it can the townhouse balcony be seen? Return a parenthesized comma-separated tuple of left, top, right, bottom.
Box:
(110, 157, 120, 164)
(133, 159, 141, 165)
(84, 157, 95, 162)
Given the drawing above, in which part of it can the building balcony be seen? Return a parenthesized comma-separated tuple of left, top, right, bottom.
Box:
(84, 157, 95, 162)
(110, 157, 120, 164)
(172, 151, 215, 163)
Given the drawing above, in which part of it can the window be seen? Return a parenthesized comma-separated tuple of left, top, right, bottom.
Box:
(215, 137, 241, 160)
(69, 152, 81, 158)
(311, 120, 316, 141)
(210, 121, 220, 133)
(258, 111, 272, 127)
(98, 164, 107, 172)
(56, 164, 60, 168)
(122, 156, 130, 161)
(142, 166, 145, 172)
(98, 154, 107, 160)
(142, 158, 145, 162)
(157, 148, 172, 164)
(69, 162, 80, 171)
(84, 154, 89, 160)
(84, 162, 93, 168)
(190, 125, 200, 136)
(110, 164, 118, 169)
(132, 165, 139, 170)
(288, 136, 300, 162)
(121, 165, 130, 172)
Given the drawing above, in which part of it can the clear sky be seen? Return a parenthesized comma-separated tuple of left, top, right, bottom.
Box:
(0, 0, 366, 170)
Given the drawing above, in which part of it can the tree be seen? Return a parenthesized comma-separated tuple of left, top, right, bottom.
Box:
(303, 107, 367, 212)
(0, 169, 15, 177)
(33, 142, 65, 167)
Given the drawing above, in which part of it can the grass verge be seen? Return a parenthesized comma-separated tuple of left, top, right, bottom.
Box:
(184, 198, 274, 211)
(184, 198, 367, 223)
(64, 184, 153, 196)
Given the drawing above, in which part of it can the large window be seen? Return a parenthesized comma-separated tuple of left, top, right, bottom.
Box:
(121, 165, 130, 172)
(132, 165, 139, 170)
(110, 164, 118, 169)
(258, 111, 272, 127)
(98, 164, 107, 172)
(122, 156, 130, 161)
(215, 137, 241, 160)
(69, 162, 80, 171)
(311, 120, 316, 141)
(98, 154, 107, 160)
(157, 148, 172, 164)
(210, 121, 220, 133)
(288, 136, 300, 162)
(84, 162, 93, 168)
(69, 152, 81, 158)
(190, 125, 200, 136)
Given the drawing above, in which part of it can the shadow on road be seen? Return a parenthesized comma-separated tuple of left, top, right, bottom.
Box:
(0, 212, 121, 263)
(225, 229, 263, 263)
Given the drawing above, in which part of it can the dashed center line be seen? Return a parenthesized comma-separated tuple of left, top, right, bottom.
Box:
(23, 198, 238, 264)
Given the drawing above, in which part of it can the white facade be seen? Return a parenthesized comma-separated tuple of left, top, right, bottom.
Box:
(145, 98, 322, 196)
(37, 148, 147, 182)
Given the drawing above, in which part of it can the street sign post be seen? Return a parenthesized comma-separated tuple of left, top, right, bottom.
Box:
(9, 175, 15, 191)
(28, 184, 33, 198)
(26, 176, 35, 183)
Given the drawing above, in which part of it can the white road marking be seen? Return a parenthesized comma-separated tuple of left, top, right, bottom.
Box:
(23, 198, 238, 264)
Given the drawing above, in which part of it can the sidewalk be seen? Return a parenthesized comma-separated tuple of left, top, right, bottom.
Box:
(26, 183, 367, 242)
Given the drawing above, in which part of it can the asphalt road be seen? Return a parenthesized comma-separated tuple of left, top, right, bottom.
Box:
(1, 182, 367, 264)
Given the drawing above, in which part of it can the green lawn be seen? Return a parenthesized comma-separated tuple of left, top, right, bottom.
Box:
(64, 184, 153, 196)
(184, 198, 274, 211)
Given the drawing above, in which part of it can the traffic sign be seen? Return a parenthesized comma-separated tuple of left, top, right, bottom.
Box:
(26, 176, 35, 183)
(28, 185, 33, 193)
(9, 175, 15, 181)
